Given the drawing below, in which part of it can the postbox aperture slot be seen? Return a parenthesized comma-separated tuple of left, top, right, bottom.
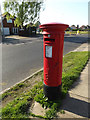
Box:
(45, 38, 55, 42)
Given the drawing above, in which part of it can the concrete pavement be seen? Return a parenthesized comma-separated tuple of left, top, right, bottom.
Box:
(57, 43, 89, 118)
(31, 42, 89, 119)
(57, 60, 89, 118)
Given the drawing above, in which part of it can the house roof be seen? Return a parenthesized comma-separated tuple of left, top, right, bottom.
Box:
(2, 12, 16, 19)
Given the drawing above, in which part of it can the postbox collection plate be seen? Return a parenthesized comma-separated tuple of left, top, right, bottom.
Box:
(45, 45, 52, 58)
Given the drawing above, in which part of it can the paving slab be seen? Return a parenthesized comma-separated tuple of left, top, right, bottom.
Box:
(57, 60, 89, 118)
(68, 64, 89, 99)
(69, 85, 88, 99)
(30, 101, 46, 116)
(57, 93, 89, 118)
(57, 110, 84, 118)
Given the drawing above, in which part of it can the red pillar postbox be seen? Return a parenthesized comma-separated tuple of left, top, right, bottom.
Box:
(40, 23, 69, 100)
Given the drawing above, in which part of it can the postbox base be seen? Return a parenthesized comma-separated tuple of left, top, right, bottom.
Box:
(43, 83, 62, 100)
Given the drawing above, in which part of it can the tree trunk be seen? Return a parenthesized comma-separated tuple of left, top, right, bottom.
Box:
(21, 22, 23, 29)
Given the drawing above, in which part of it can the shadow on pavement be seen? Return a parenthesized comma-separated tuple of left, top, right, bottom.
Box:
(61, 93, 90, 118)
(2, 34, 43, 45)
(2, 37, 33, 45)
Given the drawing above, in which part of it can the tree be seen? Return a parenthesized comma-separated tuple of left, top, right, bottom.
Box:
(3, 0, 44, 28)
(71, 25, 76, 27)
(35, 21, 41, 27)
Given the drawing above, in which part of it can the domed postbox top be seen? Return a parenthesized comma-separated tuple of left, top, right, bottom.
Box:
(39, 22, 69, 32)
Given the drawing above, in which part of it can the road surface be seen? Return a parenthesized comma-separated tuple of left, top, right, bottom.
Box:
(1, 34, 88, 92)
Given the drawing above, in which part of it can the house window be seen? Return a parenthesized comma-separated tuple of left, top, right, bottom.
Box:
(7, 19, 12, 23)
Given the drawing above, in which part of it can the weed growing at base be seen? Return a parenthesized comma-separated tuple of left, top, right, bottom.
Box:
(1, 83, 26, 101)
(1, 51, 89, 119)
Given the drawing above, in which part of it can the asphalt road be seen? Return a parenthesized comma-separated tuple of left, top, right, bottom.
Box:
(1, 34, 88, 92)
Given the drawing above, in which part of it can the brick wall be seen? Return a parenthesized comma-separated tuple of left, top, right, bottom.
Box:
(3, 18, 15, 34)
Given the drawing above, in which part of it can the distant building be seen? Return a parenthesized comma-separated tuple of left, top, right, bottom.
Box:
(70, 25, 77, 30)
(19, 23, 37, 36)
(80, 25, 87, 30)
(2, 12, 18, 35)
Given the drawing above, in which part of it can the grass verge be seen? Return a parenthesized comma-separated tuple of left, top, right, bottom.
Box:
(34, 51, 89, 119)
(0, 51, 89, 119)
(0, 81, 43, 118)
(0, 70, 43, 108)
(66, 31, 89, 34)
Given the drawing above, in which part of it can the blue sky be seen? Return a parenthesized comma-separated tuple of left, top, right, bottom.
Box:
(40, 0, 89, 27)
(0, 0, 89, 27)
